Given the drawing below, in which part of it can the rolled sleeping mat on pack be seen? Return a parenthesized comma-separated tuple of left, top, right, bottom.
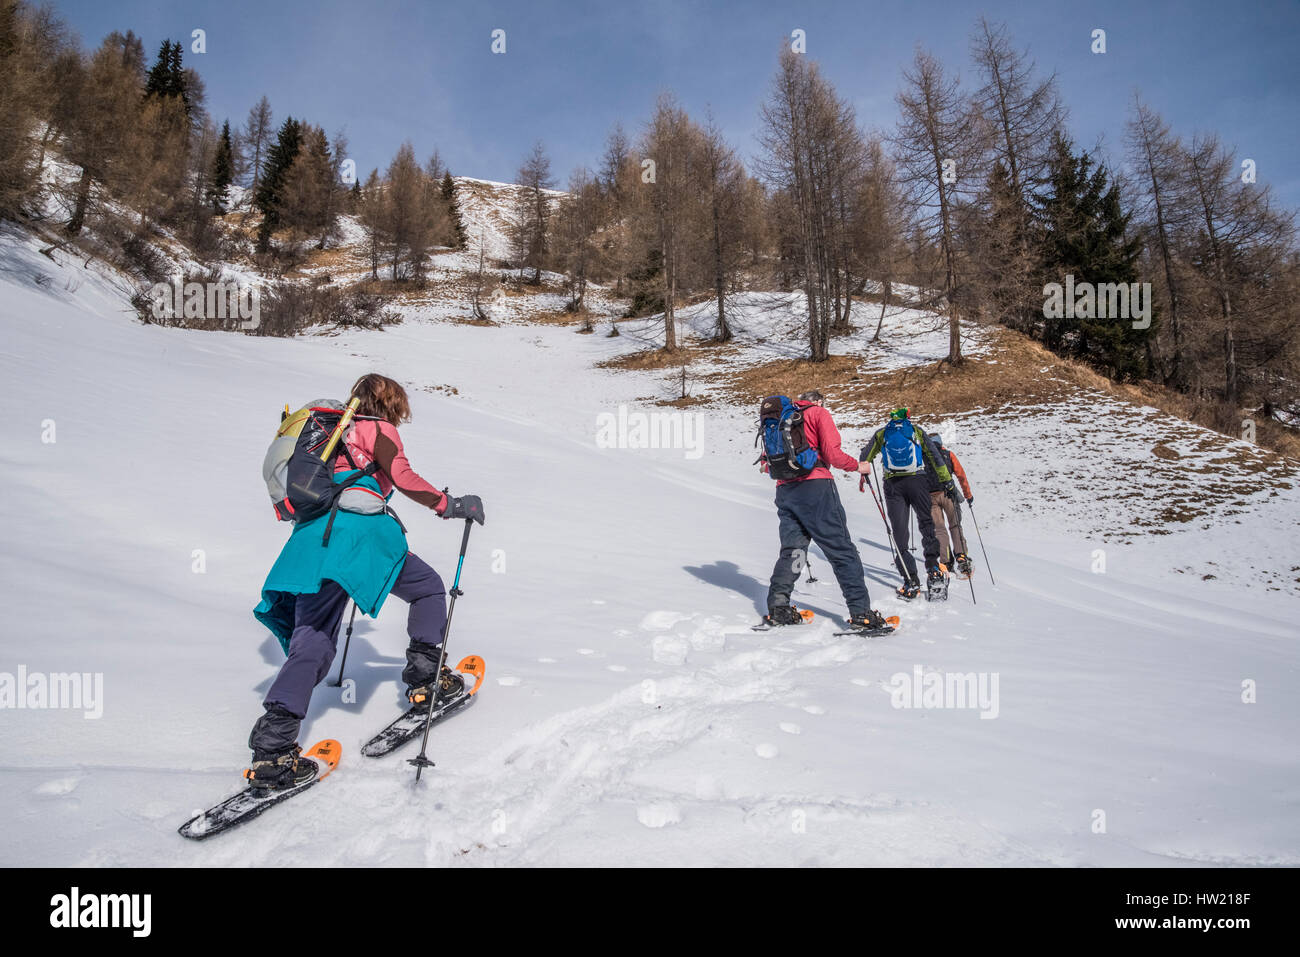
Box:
(319, 396, 361, 462)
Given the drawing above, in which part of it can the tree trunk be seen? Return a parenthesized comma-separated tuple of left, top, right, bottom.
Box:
(712, 203, 730, 341)
(1221, 290, 1237, 406)
(927, 121, 961, 364)
(1140, 135, 1182, 387)
(36, 126, 55, 179)
(872, 278, 891, 342)
(662, 231, 677, 352)
(66, 168, 92, 236)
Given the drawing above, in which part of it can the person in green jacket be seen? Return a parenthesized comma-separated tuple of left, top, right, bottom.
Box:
(859, 408, 957, 598)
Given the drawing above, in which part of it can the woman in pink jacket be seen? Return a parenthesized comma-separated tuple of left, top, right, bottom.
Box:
(248, 373, 484, 789)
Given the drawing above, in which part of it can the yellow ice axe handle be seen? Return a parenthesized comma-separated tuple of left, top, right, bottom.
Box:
(319, 397, 360, 462)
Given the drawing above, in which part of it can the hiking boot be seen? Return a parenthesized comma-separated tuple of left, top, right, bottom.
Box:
(897, 580, 920, 600)
(954, 552, 973, 576)
(927, 566, 946, 584)
(406, 665, 465, 713)
(764, 605, 806, 627)
(245, 745, 318, 791)
(847, 609, 891, 632)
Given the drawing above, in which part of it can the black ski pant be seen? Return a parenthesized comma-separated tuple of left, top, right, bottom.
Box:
(767, 477, 870, 617)
(884, 474, 940, 582)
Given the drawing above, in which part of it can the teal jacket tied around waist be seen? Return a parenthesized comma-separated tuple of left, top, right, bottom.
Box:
(254, 473, 407, 655)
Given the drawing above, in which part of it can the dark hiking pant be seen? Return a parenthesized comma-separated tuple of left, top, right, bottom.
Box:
(767, 478, 870, 617)
(885, 474, 940, 583)
(929, 490, 968, 564)
(249, 551, 447, 756)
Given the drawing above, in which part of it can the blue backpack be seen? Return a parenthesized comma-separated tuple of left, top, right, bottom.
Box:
(757, 395, 820, 480)
(881, 418, 923, 474)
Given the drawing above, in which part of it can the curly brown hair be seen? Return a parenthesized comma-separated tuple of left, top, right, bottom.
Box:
(349, 373, 411, 426)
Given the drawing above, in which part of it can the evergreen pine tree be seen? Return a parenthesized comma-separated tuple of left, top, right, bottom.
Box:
(254, 116, 302, 251)
(167, 39, 189, 113)
(144, 40, 172, 98)
(440, 171, 467, 249)
(206, 120, 233, 213)
(1035, 134, 1152, 380)
(144, 40, 190, 115)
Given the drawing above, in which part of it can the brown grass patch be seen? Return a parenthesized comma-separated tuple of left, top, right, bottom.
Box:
(710, 327, 1081, 417)
(289, 246, 356, 274)
(715, 354, 862, 407)
(1152, 443, 1181, 460)
(529, 308, 588, 326)
(655, 394, 713, 408)
(341, 278, 441, 306)
(698, 322, 1299, 467)
(598, 342, 740, 371)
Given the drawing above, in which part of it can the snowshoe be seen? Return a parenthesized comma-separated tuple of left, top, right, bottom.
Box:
(926, 565, 949, 602)
(406, 665, 466, 713)
(244, 745, 319, 791)
(767, 605, 811, 626)
(954, 552, 973, 578)
(844, 609, 896, 636)
(897, 579, 921, 600)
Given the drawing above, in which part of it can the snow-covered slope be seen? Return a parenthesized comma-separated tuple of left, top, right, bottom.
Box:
(453, 176, 564, 265)
(1, 225, 1297, 867)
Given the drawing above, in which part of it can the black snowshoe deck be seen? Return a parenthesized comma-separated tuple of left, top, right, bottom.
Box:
(361, 654, 485, 757)
(178, 739, 340, 841)
(361, 690, 477, 757)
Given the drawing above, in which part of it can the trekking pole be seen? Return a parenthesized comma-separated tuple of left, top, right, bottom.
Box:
(968, 504, 995, 585)
(330, 601, 358, 686)
(865, 470, 907, 580)
(962, 539, 977, 604)
(409, 518, 474, 782)
(805, 558, 817, 584)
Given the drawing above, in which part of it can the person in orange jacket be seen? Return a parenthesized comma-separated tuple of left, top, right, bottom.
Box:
(924, 434, 974, 577)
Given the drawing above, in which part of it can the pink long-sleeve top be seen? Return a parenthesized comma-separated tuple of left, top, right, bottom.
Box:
(335, 418, 447, 514)
(776, 401, 861, 486)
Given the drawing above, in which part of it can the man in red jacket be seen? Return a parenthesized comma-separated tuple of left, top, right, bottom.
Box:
(763, 391, 889, 632)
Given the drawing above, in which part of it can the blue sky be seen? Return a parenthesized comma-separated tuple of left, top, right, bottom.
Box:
(53, 0, 1300, 207)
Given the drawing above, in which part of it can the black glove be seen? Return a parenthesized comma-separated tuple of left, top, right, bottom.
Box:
(444, 494, 485, 525)
(966, 494, 974, 506)
(943, 480, 959, 502)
